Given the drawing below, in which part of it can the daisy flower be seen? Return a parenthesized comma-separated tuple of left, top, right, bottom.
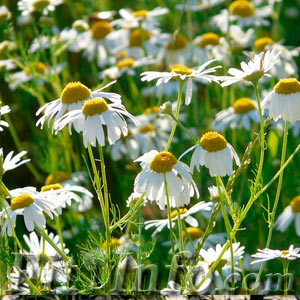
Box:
(262, 78, 300, 122)
(70, 20, 123, 67)
(0, 105, 10, 131)
(1, 149, 30, 173)
(220, 48, 281, 86)
(141, 60, 221, 105)
(228, 25, 254, 52)
(144, 202, 213, 237)
(192, 32, 230, 65)
(158, 33, 191, 65)
(0, 59, 16, 71)
(200, 242, 245, 271)
(211, 97, 260, 131)
(45, 171, 93, 212)
(251, 245, 300, 264)
(211, 0, 273, 33)
(54, 96, 137, 148)
(8, 61, 65, 91)
(275, 195, 300, 236)
(36, 80, 121, 129)
(18, 0, 63, 16)
(23, 231, 69, 284)
(39, 183, 93, 214)
(113, 7, 169, 30)
(0, 187, 63, 236)
(180, 131, 240, 177)
(99, 56, 155, 80)
(134, 150, 199, 209)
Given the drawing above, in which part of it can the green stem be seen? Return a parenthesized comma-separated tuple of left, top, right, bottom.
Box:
(252, 81, 265, 194)
(255, 120, 289, 288)
(282, 260, 289, 295)
(164, 174, 175, 257)
(165, 81, 184, 151)
(98, 145, 111, 264)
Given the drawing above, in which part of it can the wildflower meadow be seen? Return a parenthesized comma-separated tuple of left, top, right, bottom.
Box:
(1, 0, 300, 296)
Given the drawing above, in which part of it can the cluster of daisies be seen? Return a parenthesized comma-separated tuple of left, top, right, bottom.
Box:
(1, 0, 300, 295)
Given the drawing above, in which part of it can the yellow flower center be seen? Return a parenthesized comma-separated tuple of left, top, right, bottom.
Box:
(166, 33, 187, 50)
(143, 106, 160, 115)
(229, 0, 254, 17)
(91, 21, 113, 40)
(183, 227, 204, 241)
(116, 49, 128, 60)
(253, 37, 274, 52)
(101, 237, 122, 250)
(33, 0, 50, 10)
(60, 82, 91, 105)
(198, 32, 220, 48)
(129, 28, 151, 47)
(132, 10, 148, 18)
(139, 124, 155, 134)
(45, 171, 69, 185)
(274, 78, 300, 95)
(233, 97, 256, 114)
(281, 250, 290, 256)
(170, 208, 188, 218)
(11, 194, 34, 211)
(199, 131, 227, 152)
(170, 64, 193, 75)
(290, 196, 300, 213)
(41, 183, 63, 192)
(24, 62, 48, 75)
(117, 58, 135, 70)
(82, 98, 109, 116)
(149, 151, 177, 173)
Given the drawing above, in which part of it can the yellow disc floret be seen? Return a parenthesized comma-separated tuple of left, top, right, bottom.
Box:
(170, 64, 193, 75)
(116, 49, 128, 60)
(233, 97, 256, 114)
(229, 0, 254, 17)
(149, 151, 177, 173)
(183, 227, 204, 241)
(274, 78, 300, 95)
(102, 237, 122, 250)
(170, 208, 188, 218)
(11, 194, 34, 211)
(132, 10, 148, 18)
(117, 58, 135, 69)
(253, 37, 274, 52)
(82, 98, 109, 116)
(139, 124, 155, 134)
(129, 28, 151, 47)
(290, 195, 300, 213)
(45, 171, 69, 185)
(144, 106, 160, 115)
(33, 0, 50, 10)
(198, 33, 220, 48)
(91, 21, 113, 40)
(199, 131, 227, 152)
(41, 183, 63, 192)
(35, 62, 47, 74)
(61, 82, 91, 105)
(166, 33, 187, 50)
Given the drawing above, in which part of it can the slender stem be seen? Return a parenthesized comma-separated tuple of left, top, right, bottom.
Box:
(252, 81, 265, 194)
(255, 120, 289, 287)
(282, 260, 289, 295)
(176, 208, 184, 253)
(165, 81, 184, 151)
(137, 207, 143, 292)
(216, 176, 234, 291)
(164, 174, 175, 257)
(98, 145, 111, 264)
